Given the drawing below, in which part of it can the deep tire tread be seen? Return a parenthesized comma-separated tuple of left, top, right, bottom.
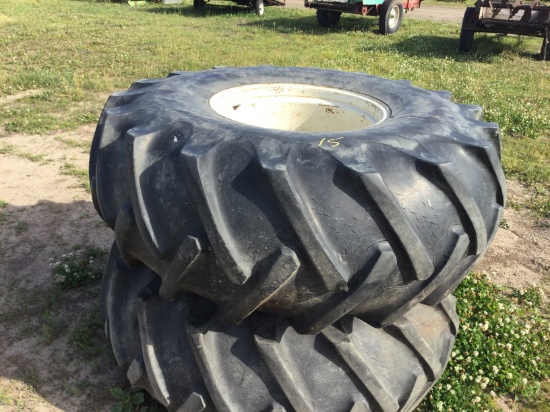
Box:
(103, 250, 459, 412)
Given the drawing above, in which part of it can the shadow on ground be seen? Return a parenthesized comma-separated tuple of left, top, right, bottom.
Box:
(0, 200, 149, 411)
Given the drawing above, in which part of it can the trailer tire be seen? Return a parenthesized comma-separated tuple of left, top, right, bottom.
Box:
(254, 0, 265, 15)
(459, 7, 476, 52)
(542, 37, 550, 61)
(316, 9, 342, 28)
(90, 66, 505, 334)
(379, 0, 403, 34)
(102, 243, 459, 412)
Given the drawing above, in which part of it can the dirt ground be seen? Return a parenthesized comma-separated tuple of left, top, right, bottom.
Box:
(0, 6, 547, 411)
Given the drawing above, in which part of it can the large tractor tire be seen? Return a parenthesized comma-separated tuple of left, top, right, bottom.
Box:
(90, 66, 505, 334)
(102, 242, 459, 412)
(459, 7, 476, 52)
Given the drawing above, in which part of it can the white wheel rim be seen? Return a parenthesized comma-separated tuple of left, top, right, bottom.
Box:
(388, 5, 400, 29)
(210, 84, 390, 133)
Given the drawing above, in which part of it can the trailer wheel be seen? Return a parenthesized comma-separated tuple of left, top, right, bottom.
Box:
(459, 7, 476, 52)
(379, 0, 403, 34)
(90, 66, 505, 334)
(254, 0, 265, 15)
(542, 37, 550, 61)
(316, 9, 342, 28)
(193, 0, 205, 9)
(102, 243, 459, 412)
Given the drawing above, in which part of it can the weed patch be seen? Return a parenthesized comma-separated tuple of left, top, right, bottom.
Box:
(60, 162, 91, 192)
(70, 310, 105, 357)
(419, 272, 550, 411)
(50, 246, 106, 289)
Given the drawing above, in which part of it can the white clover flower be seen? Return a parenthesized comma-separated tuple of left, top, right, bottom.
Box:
(475, 376, 482, 383)
(506, 343, 512, 351)
(481, 323, 489, 331)
(522, 378, 527, 385)
(473, 351, 479, 357)
(481, 383, 487, 389)
(506, 373, 513, 379)
(492, 366, 499, 374)
(475, 396, 481, 403)
(446, 384, 451, 390)
(65, 268, 70, 273)
(505, 317, 510, 323)
(450, 390, 455, 395)
(490, 391, 496, 397)
(531, 360, 537, 366)
(436, 401, 443, 411)
(461, 373, 467, 381)
(498, 303, 504, 310)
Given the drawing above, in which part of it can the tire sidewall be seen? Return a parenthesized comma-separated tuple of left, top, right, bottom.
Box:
(137, 66, 460, 148)
(379, 0, 403, 35)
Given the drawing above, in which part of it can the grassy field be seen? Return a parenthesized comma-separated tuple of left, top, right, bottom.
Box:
(0, 0, 549, 411)
(1, 0, 549, 216)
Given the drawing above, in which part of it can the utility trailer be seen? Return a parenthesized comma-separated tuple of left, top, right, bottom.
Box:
(305, 0, 422, 34)
(193, 0, 284, 15)
(459, 0, 550, 60)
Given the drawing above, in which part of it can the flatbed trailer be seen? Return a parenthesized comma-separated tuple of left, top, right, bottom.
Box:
(193, 0, 285, 15)
(305, 0, 422, 34)
(459, 0, 550, 60)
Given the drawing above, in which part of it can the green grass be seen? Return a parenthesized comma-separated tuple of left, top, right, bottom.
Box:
(419, 272, 550, 411)
(0, 0, 548, 217)
(60, 162, 91, 192)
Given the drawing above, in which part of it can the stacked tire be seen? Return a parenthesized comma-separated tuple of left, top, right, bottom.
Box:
(90, 66, 505, 411)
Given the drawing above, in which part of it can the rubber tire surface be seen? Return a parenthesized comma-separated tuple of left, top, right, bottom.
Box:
(541, 37, 550, 61)
(378, 0, 403, 35)
(102, 242, 459, 412)
(90, 66, 505, 334)
(459, 7, 476, 52)
(254, 0, 265, 15)
(316, 9, 342, 28)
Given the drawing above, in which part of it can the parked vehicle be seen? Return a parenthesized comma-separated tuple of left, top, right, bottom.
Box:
(459, 0, 550, 60)
(305, 0, 422, 34)
(193, 0, 284, 16)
